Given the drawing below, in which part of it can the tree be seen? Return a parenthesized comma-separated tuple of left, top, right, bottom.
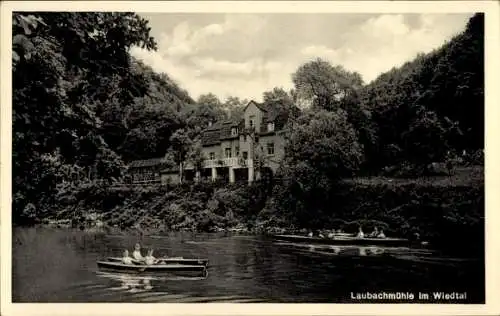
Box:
(181, 93, 227, 136)
(268, 108, 364, 228)
(285, 109, 364, 178)
(187, 140, 205, 179)
(222, 96, 247, 120)
(12, 12, 157, 221)
(360, 13, 483, 172)
(263, 87, 294, 105)
(169, 129, 192, 183)
(401, 108, 448, 173)
(246, 132, 269, 182)
(118, 100, 184, 161)
(100, 59, 192, 160)
(197, 93, 223, 109)
(420, 13, 484, 150)
(292, 58, 363, 111)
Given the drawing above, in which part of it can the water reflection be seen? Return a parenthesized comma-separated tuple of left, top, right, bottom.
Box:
(368, 246, 385, 255)
(356, 246, 385, 256)
(329, 246, 341, 255)
(96, 271, 208, 292)
(276, 241, 456, 263)
(278, 242, 389, 257)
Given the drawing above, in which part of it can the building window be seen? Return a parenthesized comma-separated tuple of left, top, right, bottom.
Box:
(268, 122, 274, 132)
(242, 151, 248, 160)
(244, 135, 247, 142)
(209, 152, 215, 160)
(231, 127, 238, 136)
(225, 148, 232, 158)
(249, 115, 255, 128)
(236, 146, 240, 157)
(267, 142, 275, 156)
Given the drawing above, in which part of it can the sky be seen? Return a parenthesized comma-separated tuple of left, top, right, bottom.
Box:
(130, 13, 474, 103)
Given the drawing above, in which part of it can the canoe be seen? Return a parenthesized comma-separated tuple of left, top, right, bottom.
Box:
(96, 260, 207, 274)
(273, 234, 411, 247)
(106, 257, 209, 266)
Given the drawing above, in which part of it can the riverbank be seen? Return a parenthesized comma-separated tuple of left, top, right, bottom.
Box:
(42, 180, 271, 233)
(18, 166, 484, 255)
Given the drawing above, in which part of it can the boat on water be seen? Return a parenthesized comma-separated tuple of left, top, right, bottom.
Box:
(96, 260, 208, 275)
(272, 234, 413, 247)
(106, 257, 209, 266)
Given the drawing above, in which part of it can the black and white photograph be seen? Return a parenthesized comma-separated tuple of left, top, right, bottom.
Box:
(1, 1, 498, 315)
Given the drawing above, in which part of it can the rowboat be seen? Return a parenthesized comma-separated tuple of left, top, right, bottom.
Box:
(106, 257, 209, 266)
(273, 234, 412, 247)
(96, 260, 207, 275)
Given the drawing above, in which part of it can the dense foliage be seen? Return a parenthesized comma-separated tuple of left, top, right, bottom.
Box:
(12, 12, 157, 223)
(13, 12, 484, 250)
(265, 13, 484, 231)
(360, 14, 484, 171)
(52, 181, 271, 233)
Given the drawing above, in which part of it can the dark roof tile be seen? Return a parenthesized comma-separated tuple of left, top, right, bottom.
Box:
(201, 129, 221, 146)
(128, 158, 166, 168)
(201, 100, 300, 146)
(244, 100, 267, 113)
(160, 167, 180, 174)
(201, 119, 241, 145)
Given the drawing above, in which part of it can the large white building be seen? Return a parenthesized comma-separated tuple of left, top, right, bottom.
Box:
(129, 100, 299, 185)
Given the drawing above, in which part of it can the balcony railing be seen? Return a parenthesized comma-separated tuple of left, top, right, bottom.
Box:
(203, 157, 253, 168)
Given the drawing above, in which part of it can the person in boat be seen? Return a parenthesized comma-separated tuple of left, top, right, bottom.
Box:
(413, 232, 421, 241)
(377, 229, 386, 238)
(356, 227, 365, 238)
(307, 231, 313, 237)
(122, 250, 133, 265)
(132, 243, 145, 261)
(327, 230, 335, 238)
(368, 227, 379, 238)
(144, 249, 158, 265)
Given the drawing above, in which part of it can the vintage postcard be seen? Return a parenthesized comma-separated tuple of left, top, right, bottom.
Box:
(1, 1, 499, 316)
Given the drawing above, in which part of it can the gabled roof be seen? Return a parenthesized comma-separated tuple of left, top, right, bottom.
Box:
(201, 100, 301, 146)
(128, 158, 166, 168)
(243, 100, 267, 113)
(201, 119, 240, 146)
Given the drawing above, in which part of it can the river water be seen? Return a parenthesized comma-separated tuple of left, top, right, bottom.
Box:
(12, 227, 484, 303)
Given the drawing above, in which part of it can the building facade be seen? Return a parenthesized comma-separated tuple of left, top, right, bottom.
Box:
(128, 100, 296, 185)
(127, 158, 167, 184)
(191, 100, 292, 183)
